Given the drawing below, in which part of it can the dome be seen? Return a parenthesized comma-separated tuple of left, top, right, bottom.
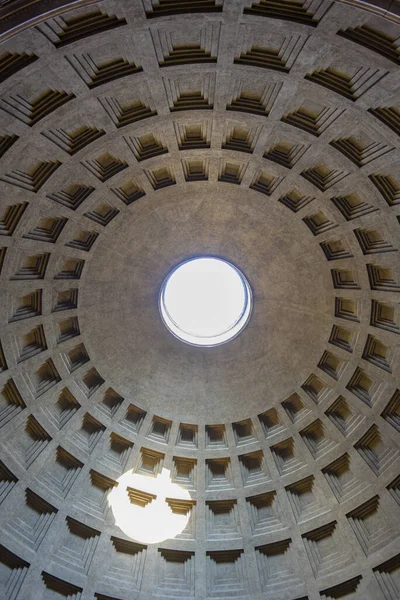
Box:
(0, 1, 399, 599)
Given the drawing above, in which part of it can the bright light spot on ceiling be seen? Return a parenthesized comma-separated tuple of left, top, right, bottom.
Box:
(108, 468, 193, 544)
(159, 256, 252, 346)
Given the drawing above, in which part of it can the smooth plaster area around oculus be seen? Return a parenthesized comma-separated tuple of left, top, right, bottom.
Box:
(80, 186, 333, 421)
(0, 0, 399, 599)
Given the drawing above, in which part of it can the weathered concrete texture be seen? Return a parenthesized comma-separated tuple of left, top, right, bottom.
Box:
(80, 185, 333, 421)
(0, 0, 399, 599)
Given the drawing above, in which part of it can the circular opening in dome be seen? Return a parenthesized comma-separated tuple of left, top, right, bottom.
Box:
(159, 256, 252, 347)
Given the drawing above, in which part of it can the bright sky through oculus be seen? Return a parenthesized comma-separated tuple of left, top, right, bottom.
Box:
(159, 257, 252, 346)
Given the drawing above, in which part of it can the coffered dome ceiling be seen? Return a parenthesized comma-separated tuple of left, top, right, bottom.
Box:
(0, 1, 399, 599)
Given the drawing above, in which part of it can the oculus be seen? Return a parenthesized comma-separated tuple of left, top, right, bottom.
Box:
(159, 256, 252, 347)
